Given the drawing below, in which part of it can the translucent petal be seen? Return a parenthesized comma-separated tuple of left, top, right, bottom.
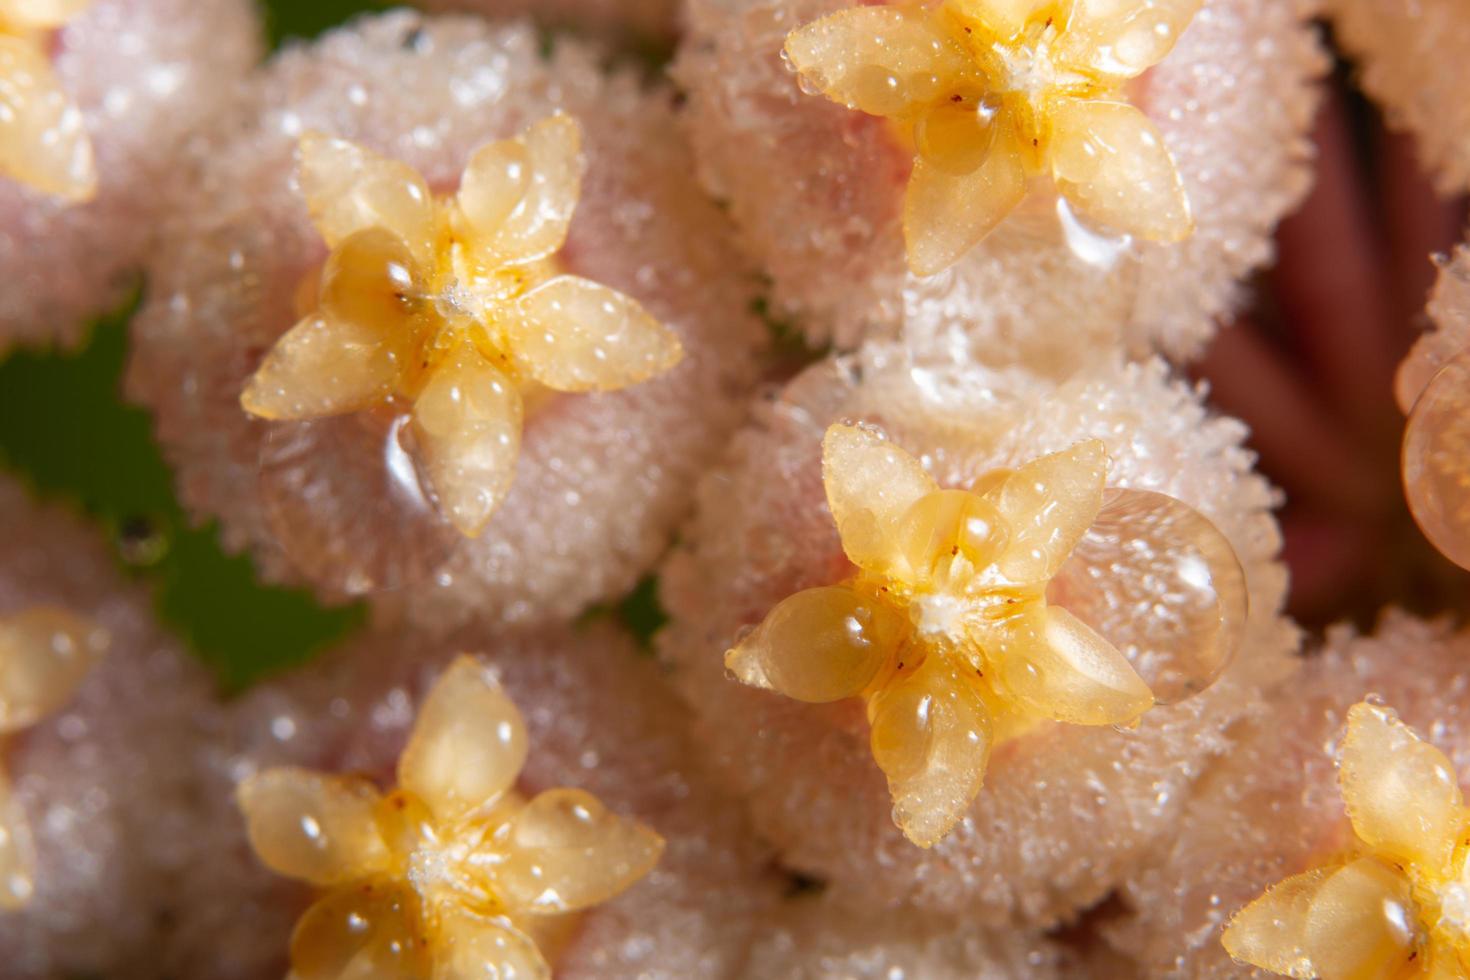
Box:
(821, 423, 938, 577)
(432, 912, 550, 980)
(1050, 488, 1247, 704)
(1221, 867, 1333, 978)
(0, 773, 36, 911)
(914, 99, 1001, 177)
(904, 128, 1028, 276)
(1303, 857, 1420, 980)
(408, 345, 523, 538)
(0, 606, 106, 734)
(867, 654, 992, 848)
(1404, 347, 1470, 572)
(242, 311, 405, 421)
(944, 0, 1066, 40)
(291, 883, 430, 980)
(456, 113, 584, 266)
(1048, 99, 1192, 243)
(1, 0, 90, 29)
(1062, 0, 1204, 78)
(297, 133, 437, 268)
(892, 489, 1010, 587)
(987, 440, 1108, 584)
(783, 6, 973, 119)
(988, 605, 1154, 725)
(1422, 947, 1470, 980)
(0, 37, 95, 202)
(398, 655, 527, 822)
(492, 788, 664, 914)
(236, 768, 390, 887)
(1339, 701, 1465, 875)
(511, 276, 683, 392)
(725, 585, 907, 703)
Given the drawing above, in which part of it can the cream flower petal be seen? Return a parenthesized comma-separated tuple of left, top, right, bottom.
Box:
(511, 276, 683, 392)
(432, 912, 549, 980)
(409, 344, 523, 538)
(945, 0, 1064, 39)
(297, 133, 437, 268)
(904, 128, 1028, 277)
(240, 310, 405, 421)
(1221, 866, 1333, 978)
(0, 772, 36, 911)
(456, 113, 584, 267)
(1300, 857, 1419, 980)
(1422, 946, 1470, 980)
(0, 607, 106, 734)
(491, 788, 665, 915)
(236, 768, 390, 887)
(822, 423, 939, 577)
(1, 0, 89, 30)
(867, 654, 992, 848)
(1048, 99, 1192, 243)
(0, 36, 95, 202)
(987, 439, 1108, 584)
(725, 585, 907, 703)
(1062, 0, 1203, 79)
(783, 5, 973, 120)
(987, 605, 1154, 726)
(290, 883, 430, 980)
(1339, 702, 1466, 875)
(1051, 488, 1247, 704)
(397, 655, 528, 822)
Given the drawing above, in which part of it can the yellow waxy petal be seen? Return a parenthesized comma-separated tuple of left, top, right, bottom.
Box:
(0, 37, 95, 202)
(904, 127, 1028, 277)
(893, 489, 1010, 587)
(0, 607, 106, 734)
(291, 883, 430, 980)
(409, 345, 523, 538)
(511, 276, 683, 392)
(821, 423, 939, 577)
(491, 788, 664, 914)
(988, 440, 1108, 585)
(988, 605, 1154, 726)
(456, 113, 584, 267)
(1048, 99, 1192, 243)
(1422, 947, 1470, 980)
(0, 773, 36, 911)
(236, 768, 390, 887)
(398, 655, 527, 822)
(1, 0, 90, 30)
(297, 133, 437, 268)
(867, 654, 992, 848)
(1301, 857, 1420, 980)
(1053, 488, 1247, 704)
(783, 5, 973, 120)
(1338, 702, 1465, 876)
(725, 585, 907, 703)
(1062, 0, 1203, 78)
(432, 912, 550, 980)
(242, 229, 420, 421)
(1403, 347, 1470, 572)
(1221, 867, 1333, 978)
(945, 0, 1068, 40)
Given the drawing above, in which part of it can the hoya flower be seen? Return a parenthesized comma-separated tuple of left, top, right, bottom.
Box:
(0, 607, 107, 909)
(726, 422, 1246, 846)
(240, 113, 684, 538)
(0, 0, 95, 202)
(784, 0, 1197, 275)
(1223, 700, 1470, 979)
(237, 654, 664, 979)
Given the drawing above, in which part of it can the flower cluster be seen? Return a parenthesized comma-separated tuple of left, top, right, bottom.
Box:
(0, 0, 95, 201)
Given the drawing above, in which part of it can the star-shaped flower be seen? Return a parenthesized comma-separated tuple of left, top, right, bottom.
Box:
(241, 113, 684, 537)
(784, 0, 1198, 275)
(237, 655, 665, 980)
(1223, 701, 1470, 979)
(726, 423, 1245, 846)
(0, 0, 96, 201)
(0, 607, 108, 909)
